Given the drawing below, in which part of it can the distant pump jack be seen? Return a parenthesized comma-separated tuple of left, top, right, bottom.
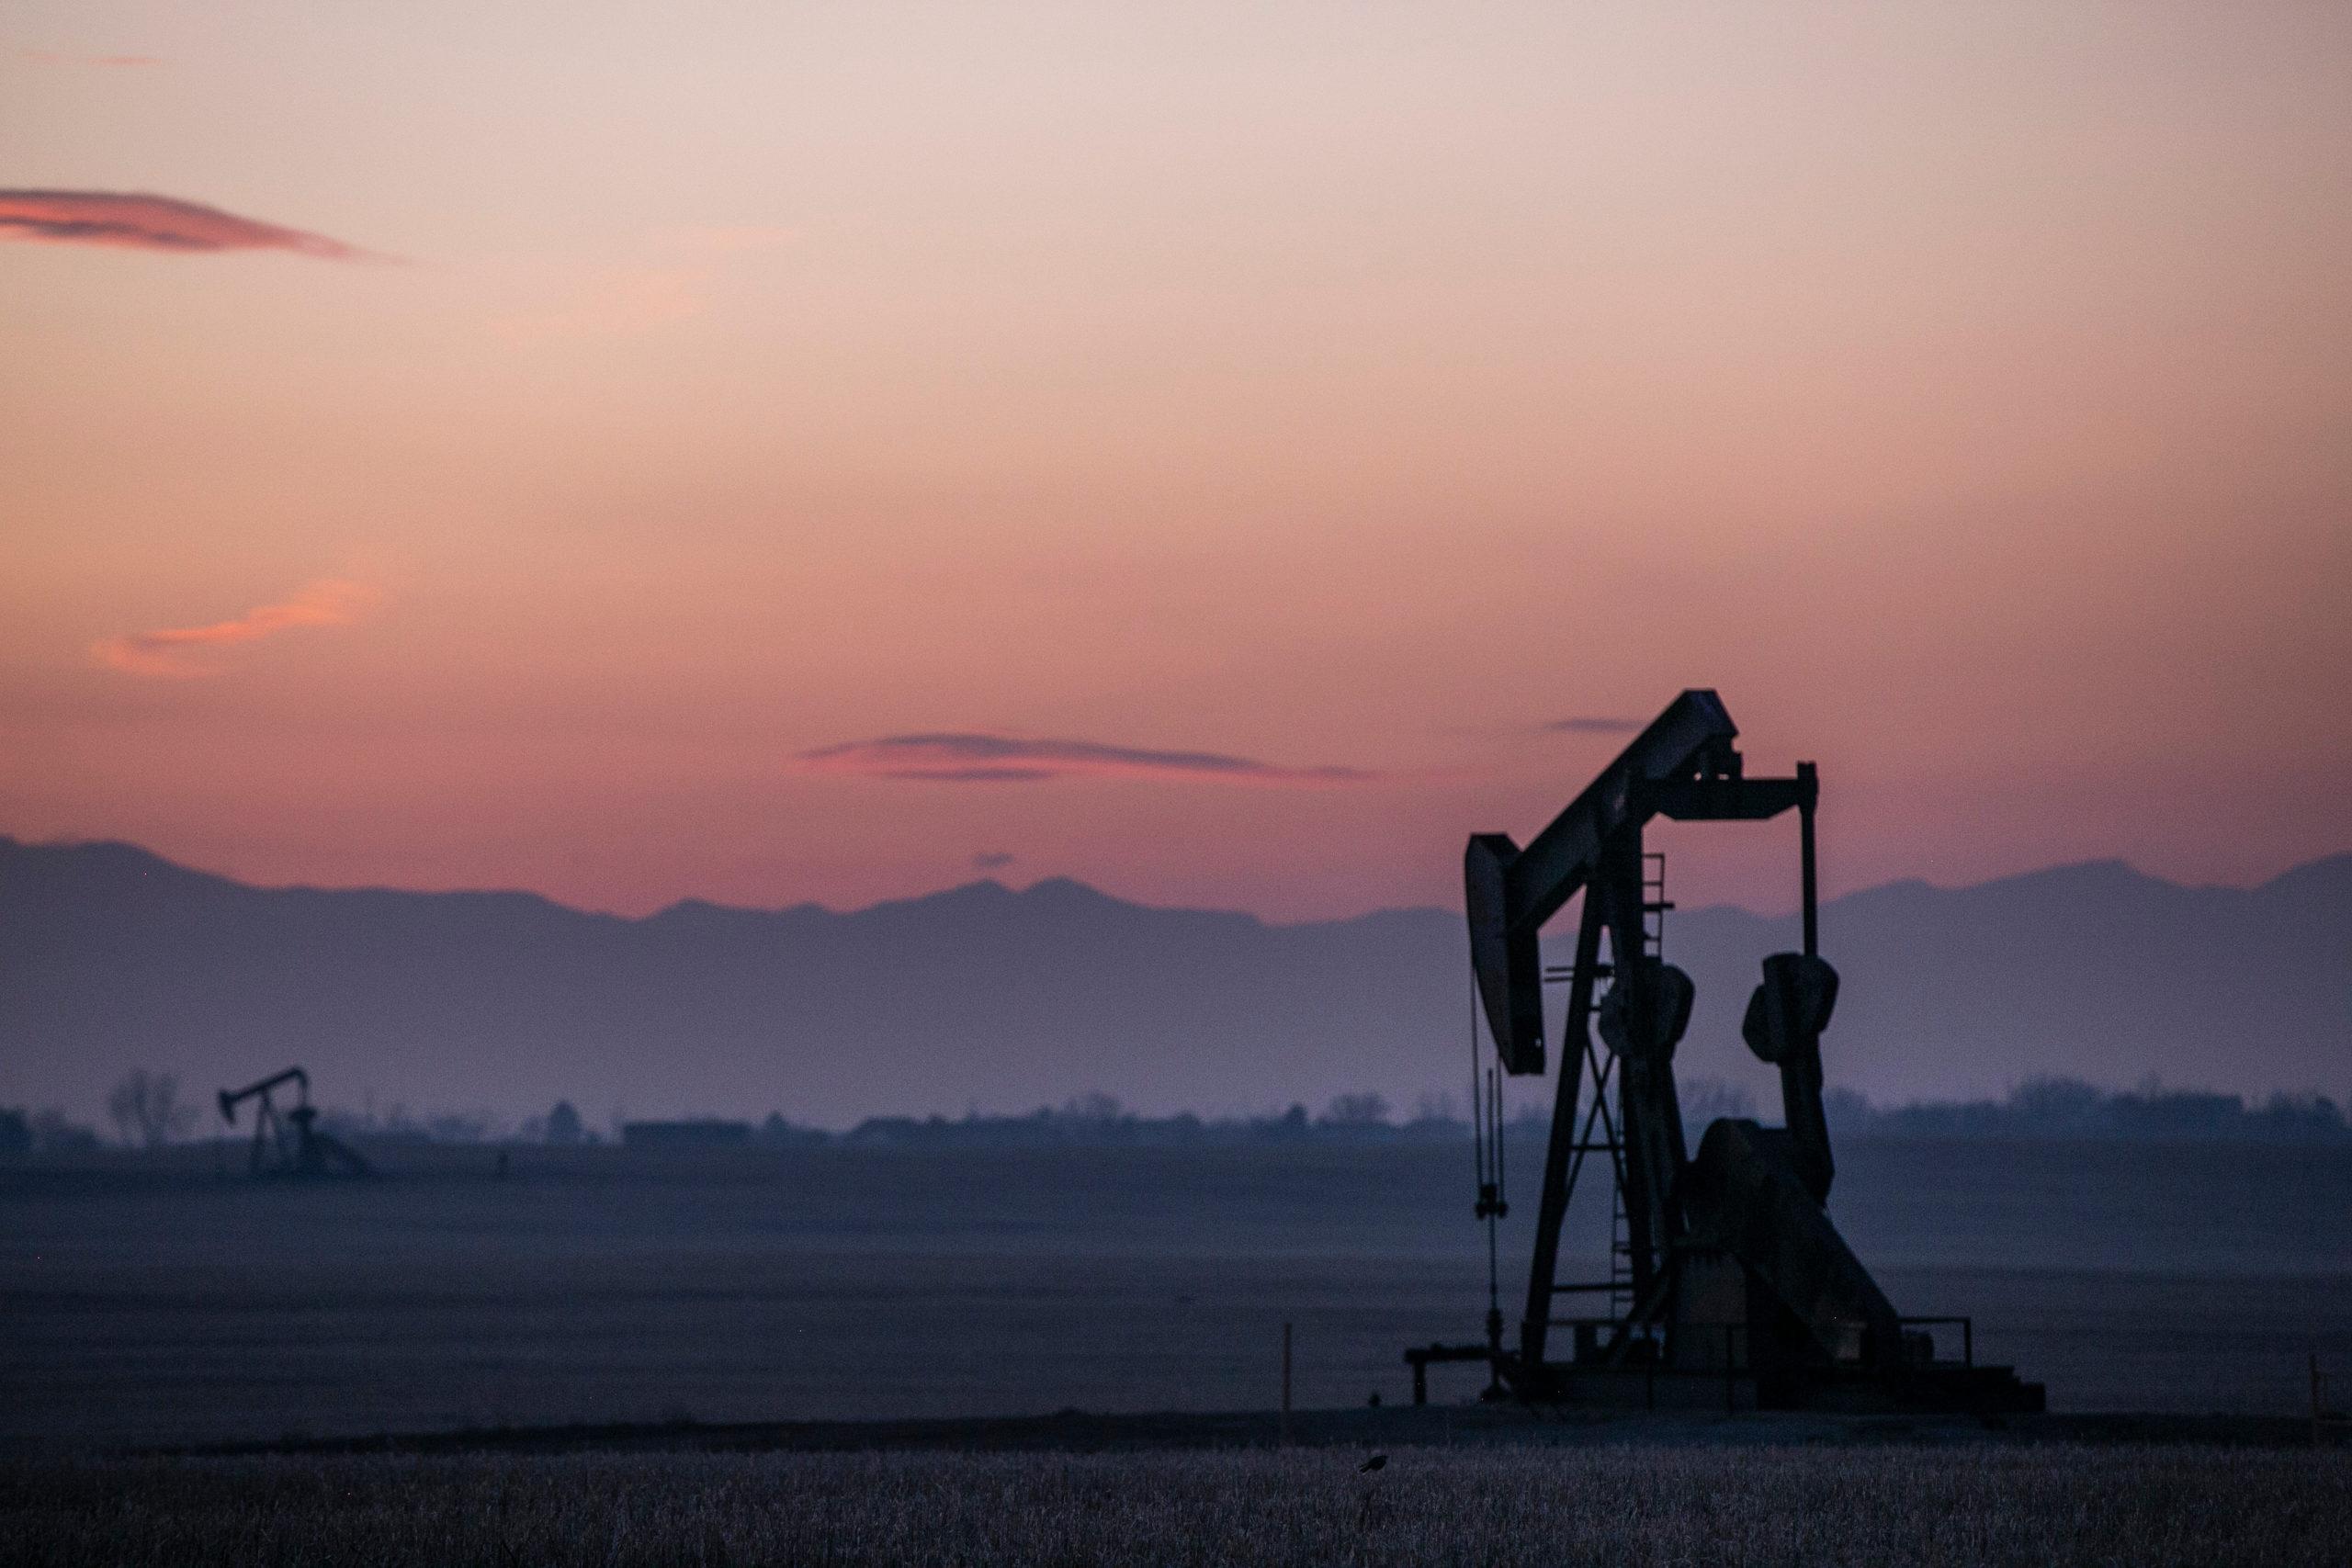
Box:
(1408, 690, 2041, 1414)
(217, 1066, 373, 1179)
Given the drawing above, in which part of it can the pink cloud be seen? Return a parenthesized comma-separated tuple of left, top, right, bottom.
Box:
(492, 229, 794, 341)
(0, 190, 374, 259)
(493, 265, 709, 342)
(94, 580, 379, 678)
(796, 733, 1379, 786)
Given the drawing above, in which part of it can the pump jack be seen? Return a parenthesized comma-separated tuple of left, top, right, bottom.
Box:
(1407, 691, 2040, 1412)
(217, 1066, 373, 1179)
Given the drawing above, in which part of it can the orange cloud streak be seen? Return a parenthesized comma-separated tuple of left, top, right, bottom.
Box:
(0, 190, 372, 258)
(94, 580, 379, 678)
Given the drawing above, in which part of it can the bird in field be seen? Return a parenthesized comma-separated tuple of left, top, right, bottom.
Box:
(1359, 1453, 1386, 1473)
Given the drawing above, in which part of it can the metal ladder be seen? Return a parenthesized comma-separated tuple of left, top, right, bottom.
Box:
(1607, 852, 1672, 1319)
(1642, 850, 1671, 963)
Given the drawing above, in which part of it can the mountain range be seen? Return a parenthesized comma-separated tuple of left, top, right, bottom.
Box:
(3, 837, 2345, 1128)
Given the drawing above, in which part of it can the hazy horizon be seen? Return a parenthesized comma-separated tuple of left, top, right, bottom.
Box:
(8, 827, 2343, 926)
(8, 832, 2344, 1129)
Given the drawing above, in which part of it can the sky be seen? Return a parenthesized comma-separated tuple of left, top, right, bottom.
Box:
(4, 1, 2348, 923)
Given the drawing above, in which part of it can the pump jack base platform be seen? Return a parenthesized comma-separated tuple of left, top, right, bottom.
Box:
(1405, 1345, 2044, 1416)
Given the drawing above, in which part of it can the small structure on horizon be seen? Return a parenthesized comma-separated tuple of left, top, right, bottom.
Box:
(217, 1066, 373, 1179)
(621, 1119, 753, 1150)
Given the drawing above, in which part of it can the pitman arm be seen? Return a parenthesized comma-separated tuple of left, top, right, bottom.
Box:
(1741, 953, 1840, 1201)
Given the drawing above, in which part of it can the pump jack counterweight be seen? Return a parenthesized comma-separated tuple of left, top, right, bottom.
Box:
(1408, 691, 2041, 1414)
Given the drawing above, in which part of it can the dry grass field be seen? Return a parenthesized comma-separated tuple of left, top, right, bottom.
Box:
(5, 1442, 2346, 1568)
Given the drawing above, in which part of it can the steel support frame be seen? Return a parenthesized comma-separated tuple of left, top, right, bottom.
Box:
(1500, 747, 1820, 1388)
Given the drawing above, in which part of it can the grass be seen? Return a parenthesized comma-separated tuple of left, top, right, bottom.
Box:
(4, 1443, 2346, 1567)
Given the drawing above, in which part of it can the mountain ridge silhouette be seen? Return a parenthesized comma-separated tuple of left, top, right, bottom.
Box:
(4, 836, 2345, 1125)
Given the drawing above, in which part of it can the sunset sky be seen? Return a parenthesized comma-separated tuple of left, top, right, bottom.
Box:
(5, 1, 2347, 921)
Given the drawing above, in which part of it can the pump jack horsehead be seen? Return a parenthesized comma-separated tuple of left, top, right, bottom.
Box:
(1407, 691, 2041, 1413)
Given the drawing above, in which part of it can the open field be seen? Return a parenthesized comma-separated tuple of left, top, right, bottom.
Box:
(6, 1442, 2347, 1567)
(5, 1138, 2349, 1447)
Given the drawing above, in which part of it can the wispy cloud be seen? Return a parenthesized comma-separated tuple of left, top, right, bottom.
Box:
(971, 851, 1017, 871)
(19, 50, 161, 66)
(1545, 715, 1645, 735)
(94, 580, 378, 678)
(797, 733, 1379, 786)
(0, 190, 374, 259)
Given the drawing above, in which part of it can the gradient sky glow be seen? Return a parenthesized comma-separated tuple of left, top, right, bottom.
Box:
(5, 1, 2347, 919)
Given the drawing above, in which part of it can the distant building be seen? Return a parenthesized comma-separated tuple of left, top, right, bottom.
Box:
(620, 1119, 753, 1150)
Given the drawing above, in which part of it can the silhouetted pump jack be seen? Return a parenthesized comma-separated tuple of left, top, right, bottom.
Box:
(1407, 691, 2041, 1414)
(217, 1066, 373, 1179)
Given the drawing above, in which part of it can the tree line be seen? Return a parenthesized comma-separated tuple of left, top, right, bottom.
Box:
(6, 1072, 2348, 1156)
